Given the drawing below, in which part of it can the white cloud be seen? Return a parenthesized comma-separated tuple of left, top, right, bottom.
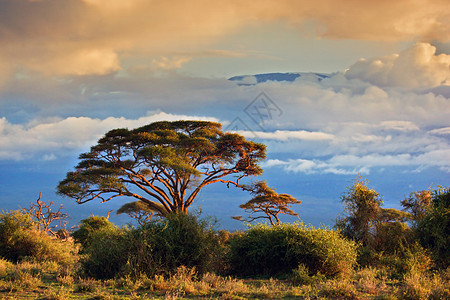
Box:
(345, 43, 450, 88)
(234, 130, 335, 141)
(264, 158, 369, 175)
(328, 154, 413, 168)
(266, 151, 450, 175)
(351, 134, 390, 143)
(1, 44, 449, 177)
(0, 113, 219, 161)
(42, 153, 57, 161)
(380, 121, 420, 132)
(429, 127, 450, 135)
(234, 76, 257, 85)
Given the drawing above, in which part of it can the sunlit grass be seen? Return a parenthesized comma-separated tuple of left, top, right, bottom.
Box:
(1, 261, 448, 299)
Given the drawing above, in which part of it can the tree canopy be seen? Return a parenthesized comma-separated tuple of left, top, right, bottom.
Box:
(233, 181, 301, 226)
(400, 189, 432, 223)
(116, 201, 157, 226)
(58, 120, 266, 216)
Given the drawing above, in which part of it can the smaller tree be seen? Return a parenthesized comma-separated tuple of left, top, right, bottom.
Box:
(401, 189, 432, 223)
(233, 181, 301, 226)
(378, 208, 412, 223)
(374, 208, 415, 255)
(117, 201, 160, 226)
(336, 176, 382, 247)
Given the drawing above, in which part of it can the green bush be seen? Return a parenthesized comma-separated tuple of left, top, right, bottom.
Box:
(359, 241, 432, 281)
(0, 210, 77, 265)
(375, 222, 414, 254)
(82, 213, 222, 279)
(415, 186, 449, 269)
(71, 216, 118, 250)
(228, 223, 357, 278)
(79, 226, 128, 279)
(129, 213, 219, 277)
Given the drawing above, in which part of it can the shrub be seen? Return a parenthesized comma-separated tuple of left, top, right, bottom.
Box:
(79, 226, 128, 279)
(375, 221, 414, 254)
(71, 216, 118, 250)
(359, 241, 431, 281)
(290, 264, 315, 285)
(0, 210, 77, 265)
(0, 258, 13, 278)
(353, 267, 380, 295)
(0, 210, 35, 260)
(415, 186, 450, 269)
(129, 213, 219, 277)
(74, 277, 99, 293)
(82, 212, 221, 279)
(228, 223, 357, 278)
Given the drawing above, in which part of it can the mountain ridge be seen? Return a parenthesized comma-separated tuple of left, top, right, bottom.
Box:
(229, 72, 331, 85)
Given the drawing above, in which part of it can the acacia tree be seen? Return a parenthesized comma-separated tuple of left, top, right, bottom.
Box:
(400, 189, 432, 223)
(58, 120, 266, 216)
(116, 201, 158, 226)
(233, 181, 301, 226)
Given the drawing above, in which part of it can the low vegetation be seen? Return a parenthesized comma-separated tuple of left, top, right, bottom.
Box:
(228, 223, 357, 278)
(80, 213, 220, 279)
(0, 128, 448, 299)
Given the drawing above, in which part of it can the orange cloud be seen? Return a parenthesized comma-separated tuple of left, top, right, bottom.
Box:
(151, 56, 191, 71)
(0, 0, 448, 78)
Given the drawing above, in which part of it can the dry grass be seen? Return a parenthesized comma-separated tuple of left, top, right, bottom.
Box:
(0, 261, 449, 299)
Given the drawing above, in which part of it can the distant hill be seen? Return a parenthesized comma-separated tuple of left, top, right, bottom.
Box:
(229, 72, 331, 85)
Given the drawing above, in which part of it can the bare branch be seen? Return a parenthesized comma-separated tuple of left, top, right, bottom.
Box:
(24, 192, 69, 235)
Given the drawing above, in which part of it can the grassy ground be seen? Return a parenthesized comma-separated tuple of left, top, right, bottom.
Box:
(1, 260, 448, 299)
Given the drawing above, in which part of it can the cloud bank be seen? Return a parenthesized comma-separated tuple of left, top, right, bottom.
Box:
(0, 112, 218, 160)
(345, 43, 450, 88)
(0, 42, 449, 176)
(0, 0, 449, 80)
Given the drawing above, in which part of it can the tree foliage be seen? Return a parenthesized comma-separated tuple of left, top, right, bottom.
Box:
(116, 201, 158, 226)
(336, 176, 382, 247)
(233, 181, 301, 226)
(71, 216, 118, 250)
(336, 179, 436, 274)
(378, 208, 412, 223)
(57, 120, 266, 216)
(401, 189, 432, 223)
(415, 186, 450, 268)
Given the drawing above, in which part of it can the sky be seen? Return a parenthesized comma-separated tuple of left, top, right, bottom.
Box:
(0, 0, 449, 229)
